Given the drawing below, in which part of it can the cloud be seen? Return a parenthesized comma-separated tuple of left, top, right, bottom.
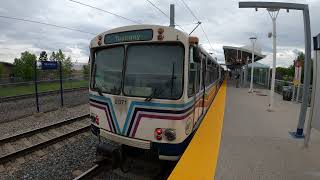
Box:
(0, 0, 318, 68)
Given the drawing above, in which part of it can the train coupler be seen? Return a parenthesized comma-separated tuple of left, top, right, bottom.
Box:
(96, 142, 122, 169)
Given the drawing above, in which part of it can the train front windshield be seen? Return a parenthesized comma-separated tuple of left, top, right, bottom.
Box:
(92, 44, 184, 99)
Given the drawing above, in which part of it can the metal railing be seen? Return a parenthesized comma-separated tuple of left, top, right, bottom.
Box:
(275, 79, 310, 102)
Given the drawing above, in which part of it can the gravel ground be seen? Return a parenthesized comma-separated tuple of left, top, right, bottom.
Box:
(0, 131, 174, 180)
(0, 104, 89, 139)
(0, 89, 88, 122)
(0, 133, 134, 180)
(0, 133, 99, 180)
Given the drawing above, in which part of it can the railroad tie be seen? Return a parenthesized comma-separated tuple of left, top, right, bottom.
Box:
(0, 164, 5, 173)
(36, 133, 50, 142)
(49, 129, 64, 149)
(21, 137, 46, 157)
(3, 143, 15, 154)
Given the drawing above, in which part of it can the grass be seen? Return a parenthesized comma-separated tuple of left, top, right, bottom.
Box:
(0, 80, 88, 97)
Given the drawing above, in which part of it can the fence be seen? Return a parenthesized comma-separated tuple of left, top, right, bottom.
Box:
(274, 79, 311, 103)
(0, 72, 89, 123)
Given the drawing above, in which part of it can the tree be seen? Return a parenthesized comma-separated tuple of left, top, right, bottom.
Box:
(55, 49, 65, 62)
(0, 63, 3, 75)
(63, 56, 73, 76)
(297, 52, 305, 61)
(13, 51, 37, 80)
(82, 64, 89, 77)
(38, 51, 48, 61)
(50, 52, 56, 61)
(49, 49, 73, 76)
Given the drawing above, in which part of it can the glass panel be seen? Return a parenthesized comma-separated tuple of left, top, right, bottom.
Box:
(93, 46, 124, 95)
(188, 47, 196, 97)
(124, 44, 184, 99)
(195, 63, 200, 93)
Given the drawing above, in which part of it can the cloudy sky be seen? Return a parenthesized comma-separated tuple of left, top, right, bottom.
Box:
(0, 0, 319, 67)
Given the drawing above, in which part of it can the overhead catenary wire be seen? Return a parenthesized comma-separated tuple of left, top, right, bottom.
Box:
(179, 0, 215, 55)
(0, 15, 95, 35)
(200, 24, 215, 54)
(69, 0, 142, 24)
(179, 0, 199, 22)
(146, 0, 169, 18)
(145, 0, 186, 33)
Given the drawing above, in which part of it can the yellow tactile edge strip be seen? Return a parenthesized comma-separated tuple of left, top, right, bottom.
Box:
(169, 80, 227, 180)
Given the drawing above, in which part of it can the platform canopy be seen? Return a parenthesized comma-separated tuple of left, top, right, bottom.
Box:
(223, 44, 266, 69)
(247, 61, 270, 69)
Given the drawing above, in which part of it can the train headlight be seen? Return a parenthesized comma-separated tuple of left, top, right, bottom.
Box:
(164, 129, 176, 141)
(185, 118, 193, 135)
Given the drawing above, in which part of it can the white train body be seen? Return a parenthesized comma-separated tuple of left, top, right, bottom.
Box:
(89, 25, 223, 160)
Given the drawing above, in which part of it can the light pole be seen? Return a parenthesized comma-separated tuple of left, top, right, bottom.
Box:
(249, 37, 257, 93)
(239, 2, 312, 138)
(267, 8, 279, 111)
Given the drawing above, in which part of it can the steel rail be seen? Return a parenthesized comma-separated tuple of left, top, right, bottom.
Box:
(73, 164, 102, 180)
(0, 114, 90, 164)
(0, 114, 90, 145)
(0, 87, 88, 102)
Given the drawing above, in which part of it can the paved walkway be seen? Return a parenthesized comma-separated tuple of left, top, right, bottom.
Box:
(215, 82, 320, 180)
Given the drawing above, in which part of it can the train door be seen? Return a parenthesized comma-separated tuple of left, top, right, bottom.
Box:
(195, 61, 201, 122)
(199, 54, 206, 117)
(188, 46, 200, 125)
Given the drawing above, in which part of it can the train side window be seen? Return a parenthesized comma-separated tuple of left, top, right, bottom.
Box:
(188, 47, 196, 97)
(200, 54, 205, 90)
(206, 59, 211, 86)
(195, 62, 200, 93)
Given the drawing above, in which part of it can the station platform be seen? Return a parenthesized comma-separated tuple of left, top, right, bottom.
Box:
(170, 80, 320, 180)
(216, 81, 320, 180)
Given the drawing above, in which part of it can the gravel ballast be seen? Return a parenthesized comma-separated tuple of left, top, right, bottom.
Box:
(0, 104, 89, 139)
(0, 89, 88, 122)
(0, 133, 98, 180)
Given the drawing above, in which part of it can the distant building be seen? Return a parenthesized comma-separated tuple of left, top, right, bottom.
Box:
(0, 61, 15, 82)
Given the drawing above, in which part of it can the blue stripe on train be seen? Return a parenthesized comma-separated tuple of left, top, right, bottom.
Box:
(89, 95, 121, 133)
(89, 94, 195, 135)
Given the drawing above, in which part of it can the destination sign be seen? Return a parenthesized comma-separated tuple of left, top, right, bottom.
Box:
(41, 61, 58, 70)
(104, 29, 153, 44)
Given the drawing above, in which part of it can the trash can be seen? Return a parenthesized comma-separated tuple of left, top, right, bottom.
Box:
(282, 86, 292, 101)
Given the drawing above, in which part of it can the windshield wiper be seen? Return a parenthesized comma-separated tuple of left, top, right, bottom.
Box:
(96, 86, 104, 96)
(170, 62, 176, 97)
(145, 88, 164, 102)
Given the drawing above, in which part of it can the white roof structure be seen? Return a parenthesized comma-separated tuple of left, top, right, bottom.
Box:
(223, 43, 266, 69)
(247, 61, 270, 69)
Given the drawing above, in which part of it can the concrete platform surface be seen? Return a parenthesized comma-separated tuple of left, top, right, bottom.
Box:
(215, 82, 320, 180)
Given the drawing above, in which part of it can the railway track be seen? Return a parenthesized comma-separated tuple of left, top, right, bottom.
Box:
(0, 114, 90, 165)
(72, 153, 175, 180)
(0, 87, 88, 102)
(73, 164, 103, 180)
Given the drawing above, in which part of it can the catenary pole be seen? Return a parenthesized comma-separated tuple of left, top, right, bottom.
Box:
(268, 11, 278, 111)
(249, 37, 256, 93)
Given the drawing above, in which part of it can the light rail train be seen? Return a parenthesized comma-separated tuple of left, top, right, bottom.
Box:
(89, 25, 224, 162)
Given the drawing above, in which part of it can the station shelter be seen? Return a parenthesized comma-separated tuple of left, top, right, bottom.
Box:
(246, 61, 270, 88)
(223, 44, 266, 87)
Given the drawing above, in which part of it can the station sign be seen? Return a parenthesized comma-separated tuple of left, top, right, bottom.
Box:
(41, 61, 58, 70)
(314, 33, 320, 50)
(311, 44, 320, 131)
(104, 29, 153, 44)
(293, 60, 302, 86)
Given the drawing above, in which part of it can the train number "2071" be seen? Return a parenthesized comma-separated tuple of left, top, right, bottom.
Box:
(114, 98, 127, 105)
